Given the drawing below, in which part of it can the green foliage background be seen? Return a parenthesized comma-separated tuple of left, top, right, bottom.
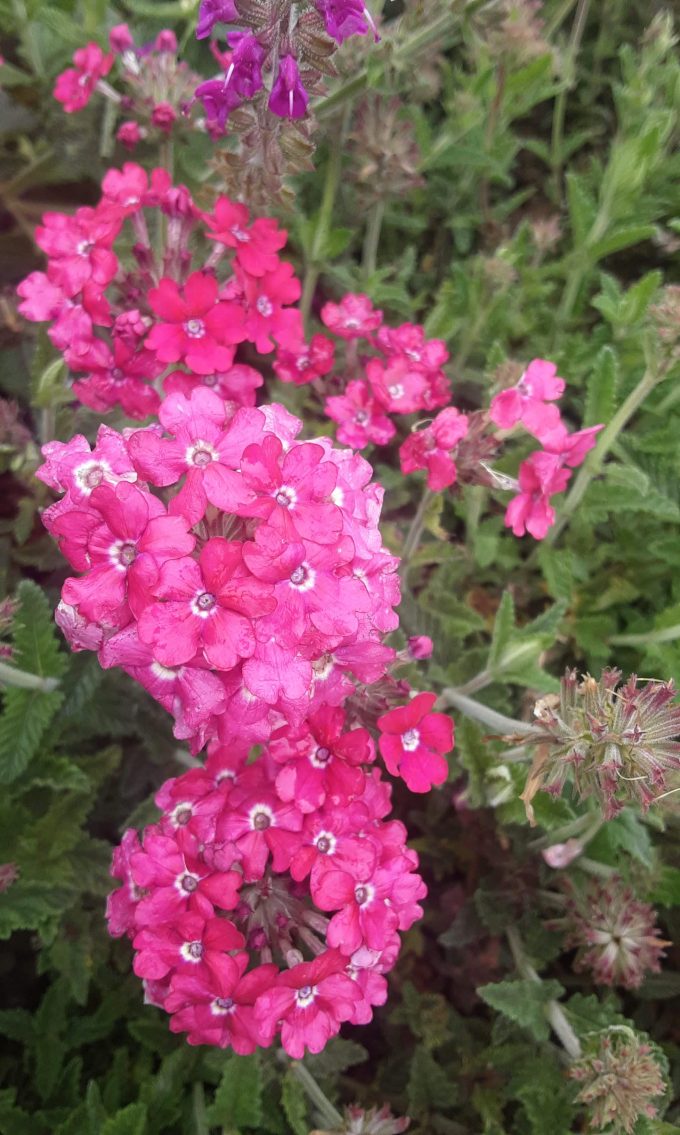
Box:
(1, 1, 680, 1132)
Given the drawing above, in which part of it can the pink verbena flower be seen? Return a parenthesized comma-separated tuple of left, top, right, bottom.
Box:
(137, 538, 276, 670)
(71, 336, 161, 420)
(504, 450, 571, 539)
(129, 827, 241, 927)
(254, 949, 360, 1057)
(235, 261, 303, 353)
(377, 692, 453, 792)
(270, 704, 375, 812)
(35, 207, 120, 297)
(53, 43, 114, 112)
(399, 407, 469, 490)
(133, 910, 245, 981)
(366, 357, 430, 415)
(274, 335, 335, 386)
(204, 196, 287, 275)
(321, 294, 383, 340)
(146, 271, 246, 373)
(490, 358, 566, 432)
(325, 380, 396, 449)
(167, 960, 277, 1051)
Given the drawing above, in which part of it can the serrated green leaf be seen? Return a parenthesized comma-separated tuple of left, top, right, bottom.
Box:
(306, 1038, 368, 1078)
(566, 172, 597, 245)
(589, 223, 655, 260)
(584, 346, 619, 428)
(0, 881, 72, 939)
(101, 1102, 147, 1135)
(650, 866, 680, 907)
(281, 1070, 308, 1135)
(487, 592, 516, 672)
(478, 978, 565, 1042)
(207, 1054, 262, 1128)
(407, 1047, 458, 1117)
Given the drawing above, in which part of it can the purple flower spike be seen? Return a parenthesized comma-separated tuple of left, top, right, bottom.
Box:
(196, 0, 239, 40)
(268, 54, 309, 119)
(225, 31, 266, 98)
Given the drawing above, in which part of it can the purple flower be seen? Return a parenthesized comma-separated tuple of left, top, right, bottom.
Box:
(315, 0, 379, 44)
(268, 55, 309, 119)
(224, 31, 266, 98)
(194, 78, 242, 129)
(196, 0, 239, 40)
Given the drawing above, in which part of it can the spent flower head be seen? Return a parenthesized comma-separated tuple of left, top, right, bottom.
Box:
(521, 669, 680, 821)
(547, 877, 668, 990)
(311, 1104, 410, 1135)
(570, 1027, 667, 1134)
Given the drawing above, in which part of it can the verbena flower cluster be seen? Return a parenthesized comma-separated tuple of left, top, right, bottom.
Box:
(194, 0, 379, 128)
(21, 165, 460, 1055)
(53, 25, 205, 148)
(280, 302, 602, 539)
(522, 669, 680, 821)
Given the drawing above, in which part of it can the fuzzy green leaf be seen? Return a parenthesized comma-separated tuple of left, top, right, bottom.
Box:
(207, 1054, 262, 1128)
(281, 1071, 308, 1135)
(407, 1047, 458, 1117)
(478, 979, 565, 1042)
(584, 346, 619, 428)
(101, 1103, 147, 1135)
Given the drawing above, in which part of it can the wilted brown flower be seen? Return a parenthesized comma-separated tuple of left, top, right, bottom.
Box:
(521, 669, 680, 821)
(547, 877, 668, 989)
(570, 1028, 667, 1133)
(349, 94, 424, 208)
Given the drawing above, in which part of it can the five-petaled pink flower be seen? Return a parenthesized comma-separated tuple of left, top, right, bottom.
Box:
(377, 691, 453, 792)
(146, 271, 246, 374)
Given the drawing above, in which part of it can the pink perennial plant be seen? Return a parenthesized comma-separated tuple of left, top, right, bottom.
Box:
(20, 157, 602, 1058)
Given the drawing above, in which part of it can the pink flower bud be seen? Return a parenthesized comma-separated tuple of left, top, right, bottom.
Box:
(154, 30, 178, 53)
(408, 635, 433, 660)
(151, 101, 177, 133)
(109, 23, 134, 52)
(541, 838, 583, 868)
(116, 121, 143, 150)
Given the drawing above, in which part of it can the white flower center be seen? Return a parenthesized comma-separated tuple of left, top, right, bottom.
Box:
(295, 985, 318, 1008)
(180, 939, 204, 962)
(249, 804, 275, 831)
(310, 746, 332, 769)
(289, 563, 315, 591)
(256, 295, 273, 317)
(186, 441, 218, 467)
(274, 485, 297, 509)
(314, 831, 337, 855)
(354, 883, 375, 907)
(401, 728, 421, 751)
(183, 318, 205, 338)
(191, 591, 217, 617)
(388, 383, 405, 399)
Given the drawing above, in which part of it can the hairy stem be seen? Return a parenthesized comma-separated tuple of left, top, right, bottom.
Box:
(287, 1060, 344, 1129)
(363, 198, 386, 280)
(399, 485, 433, 580)
(0, 660, 60, 692)
(192, 1083, 209, 1135)
(300, 107, 351, 330)
(506, 926, 582, 1059)
(438, 688, 540, 736)
(551, 0, 592, 193)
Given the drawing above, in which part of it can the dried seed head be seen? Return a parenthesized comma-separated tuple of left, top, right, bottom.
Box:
(570, 1028, 667, 1134)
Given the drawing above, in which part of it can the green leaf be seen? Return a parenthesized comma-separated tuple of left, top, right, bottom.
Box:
(407, 1047, 458, 1117)
(566, 172, 597, 245)
(0, 881, 72, 939)
(487, 592, 516, 672)
(207, 1054, 262, 1128)
(584, 346, 619, 428)
(588, 808, 654, 868)
(101, 1103, 147, 1135)
(281, 1071, 308, 1135)
(477, 979, 565, 1042)
(651, 866, 680, 907)
(305, 1038, 368, 1077)
(0, 581, 67, 784)
(589, 223, 655, 260)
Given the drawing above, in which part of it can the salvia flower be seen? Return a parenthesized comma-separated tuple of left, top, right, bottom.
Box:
(570, 1028, 667, 1134)
(521, 669, 680, 821)
(547, 878, 668, 989)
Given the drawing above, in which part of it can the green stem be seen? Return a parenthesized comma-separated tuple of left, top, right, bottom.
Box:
(545, 363, 663, 545)
(0, 660, 59, 693)
(438, 688, 539, 736)
(192, 1083, 209, 1135)
(362, 199, 385, 280)
(578, 856, 616, 879)
(551, 0, 592, 192)
(287, 1061, 344, 1129)
(506, 926, 582, 1059)
(529, 811, 602, 850)
(608, 623, 680, 647)
(399, 485, 433, 579)
(455, 668, 493, 696)
(300, 107, 351, 330)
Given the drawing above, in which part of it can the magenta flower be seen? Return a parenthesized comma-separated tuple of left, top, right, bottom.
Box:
(504, 450, 571, 539)
(367, 357, 430, 415)
(377, 691, 453, 793)
(146, 271, 246, 374)
(274, 334, 335, 385)
(196, 0, 239, 39)
(377, 322, 449, 372)
(194, 77, 242, 130)
(167, 960, 277, 1052)
(325, 380, 396, 449)
(127, 389, 265, 524)
(270, 704, 375, 812)
(400, 406, 469, 490)
(71, 336, 161, 421)
(321, 293, 383, 339)
(35, 207, 120, 298)
(268, 54, 309, 119)
(236, 261, 303, 353)
(238, 435, 343, 543)
(205, 196, 287, 276)
(490, 358, 566, 431)
(129, 828, 242, 927)
(255, 949, 360, 1058)
(53, 43, 113, 112)
(225, 31, 266, 98)
(290, 803, 378, 885)
(137, 538, 276, 671)
(214, 788, 303, 880)
(133, 910, 245, 982)
(315, 0, 378, 43)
